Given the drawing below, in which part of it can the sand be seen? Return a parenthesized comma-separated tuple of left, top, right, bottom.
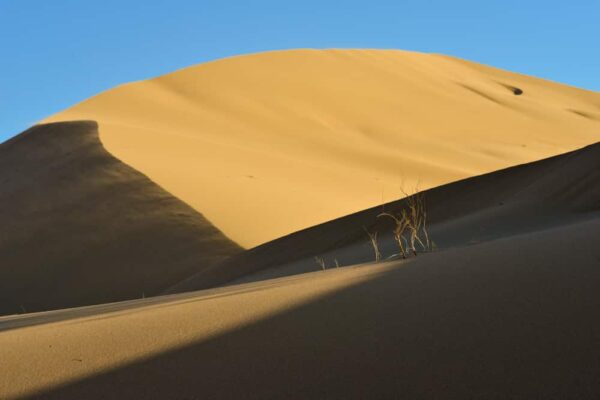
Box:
(0, 121, 241, 315)
(1, 49, 599, 398)
(43, 49, 600, 247)
(167, 141, 600, 292)
(1, 214, 599, 399)
(1, 138, 598, 398)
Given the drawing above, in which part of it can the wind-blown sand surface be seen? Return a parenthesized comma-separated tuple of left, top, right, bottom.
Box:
(168, 141, 600, 292)
(1, 215, 599, 399)
(1, 50, 600, 398)
(0, 121, 241, 315)
(44, 49, 600, 247)
(1, 139, 599, 398)
(1, 49, 594, 314)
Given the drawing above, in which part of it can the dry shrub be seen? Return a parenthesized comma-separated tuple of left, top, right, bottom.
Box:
(378, 185, 431, 258)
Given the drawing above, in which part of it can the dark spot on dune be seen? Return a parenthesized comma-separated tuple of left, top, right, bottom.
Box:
(495, 81, 524, 96)
(246, 175, 255, 179)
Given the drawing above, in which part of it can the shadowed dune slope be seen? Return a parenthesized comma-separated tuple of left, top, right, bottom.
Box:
(1, 216, 599, 399)
(0, 121, 241, 316)
(167, 141, 600, 292)
(44, 49, 600, 247)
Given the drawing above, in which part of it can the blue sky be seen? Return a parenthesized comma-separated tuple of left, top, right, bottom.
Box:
(1, 0, 599, 142)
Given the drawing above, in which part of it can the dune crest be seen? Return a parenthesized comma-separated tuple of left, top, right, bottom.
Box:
(43, 49, 600, 247)
(166, 141, 600, 292)
(0, 121, 241, 315)
(1, 50, 599, 399)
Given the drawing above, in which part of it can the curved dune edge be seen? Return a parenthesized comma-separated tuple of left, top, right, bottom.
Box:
(1, 138, 598, 398)
(43, 49, 600, 247)
(167, 140, 600, 293)
(0, 266, 383, 400)
(1, 217, 599, 399)
(0, 121, 241, 316)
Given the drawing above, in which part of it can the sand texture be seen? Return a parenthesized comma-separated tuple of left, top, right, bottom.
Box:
(1, 214, 599, 399)
(167, 141, 600, 292)
(1, 139, 599, 398)
(44, 49, 600, 247)
(1, 50, 599, 398)
(0, 121, 241, 315)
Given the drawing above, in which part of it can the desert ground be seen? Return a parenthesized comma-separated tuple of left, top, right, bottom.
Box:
(43, 49, 600, 247)
(1, 49, 600, 399)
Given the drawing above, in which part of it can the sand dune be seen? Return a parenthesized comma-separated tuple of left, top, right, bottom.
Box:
(0, 121, 241, 315)
(167, 140, 600, 292)
(1, 211, 599, 399)
(43, 49, 600, 247)
(1, 49, 600, 398)
(1, 140, 598, 398)
(4, 49, 600, 313)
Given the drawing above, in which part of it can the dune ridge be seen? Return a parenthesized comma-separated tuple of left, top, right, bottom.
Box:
(43, 49, 600, 247)
(0, 121, 241, 315)
(167, 140, 600, 292)
(1, 49, 599, 398)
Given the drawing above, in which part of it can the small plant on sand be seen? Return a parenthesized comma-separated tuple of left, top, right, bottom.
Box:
(377, 210, 410, 258)
(378, 186, 431, 258)
(404, 188, 431, 254)
(363, 227, 382, 262)
(315, 256, 327, 271)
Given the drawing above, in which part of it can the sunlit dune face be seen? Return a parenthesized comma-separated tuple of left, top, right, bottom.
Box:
(44, 49, 600, 247)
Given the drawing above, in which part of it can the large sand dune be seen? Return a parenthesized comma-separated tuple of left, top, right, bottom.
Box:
(3, 48, 599, 313)
(1, 140, 599, 398)
(2, 49, 600, 398)
(44, 49, 600, 247)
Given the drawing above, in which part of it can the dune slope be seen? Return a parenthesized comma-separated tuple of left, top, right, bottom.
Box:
(1, 113, 599, 397)
(44, 49, 600, 247)
(167, 141, 600, 292)
(1, 215, 599, 399)
(0, 121, 241, 315)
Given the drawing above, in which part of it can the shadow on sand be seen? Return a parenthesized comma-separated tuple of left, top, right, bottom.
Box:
(23, 231, 600, 399)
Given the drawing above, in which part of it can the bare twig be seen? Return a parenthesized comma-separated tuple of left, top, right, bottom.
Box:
(363, 227, 381, 262)
(377, 211, 409, 259)
(381, 184, 432, 257)
(315, 256, 326, 271)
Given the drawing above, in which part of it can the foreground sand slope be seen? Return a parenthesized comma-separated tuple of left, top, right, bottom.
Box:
(0, 121, 241, 315)
(168, 141, 600, 292)
(1, 214, 599, 399)
(44, 49, 600, 247)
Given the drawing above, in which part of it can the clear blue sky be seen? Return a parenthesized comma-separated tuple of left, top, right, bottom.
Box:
(1, 0, 598, 142)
